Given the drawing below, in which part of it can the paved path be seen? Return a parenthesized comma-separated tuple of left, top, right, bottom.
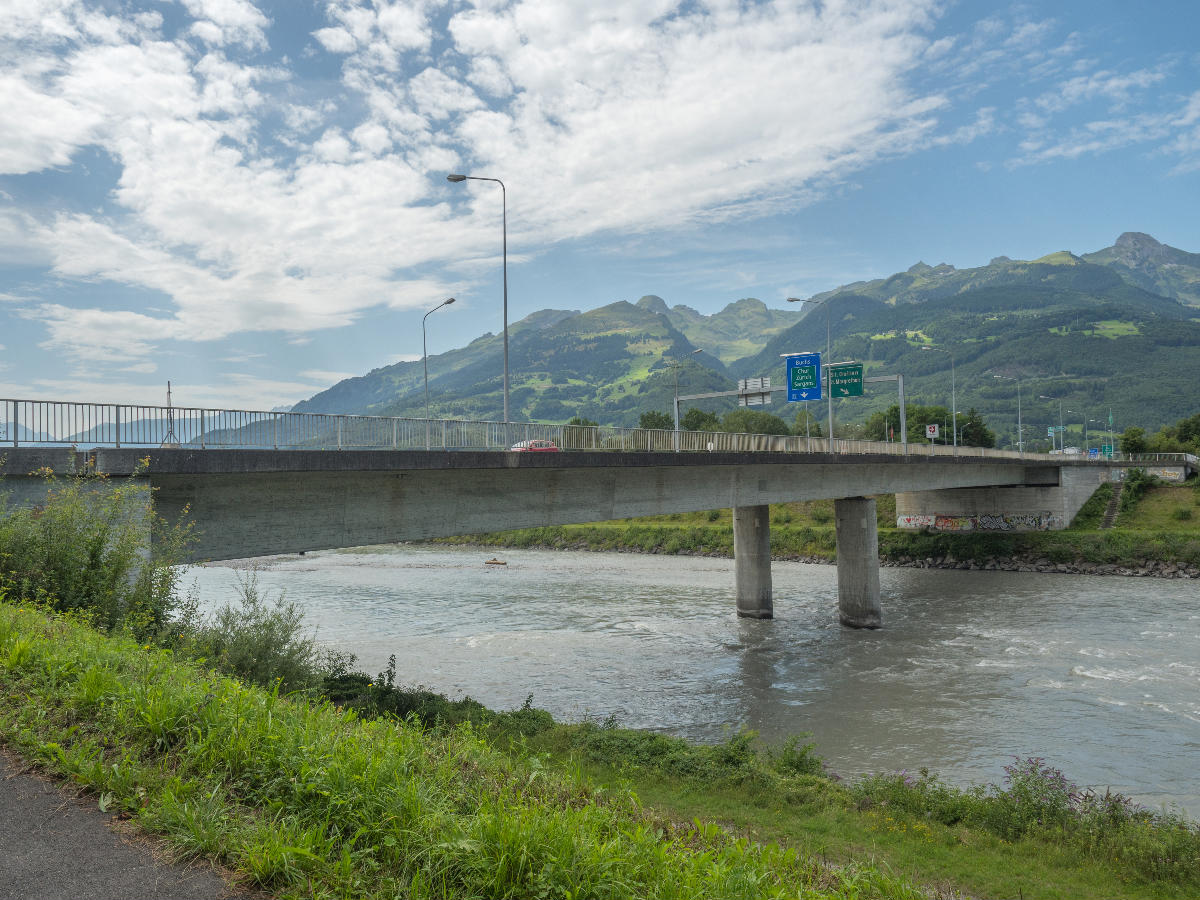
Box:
(1, 748, 253, 900)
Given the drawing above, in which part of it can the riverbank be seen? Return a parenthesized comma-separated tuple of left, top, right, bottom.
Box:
(3, 602, 1198, 900)
(436, 483, 1200, 577)
(4, 603, 904, 900)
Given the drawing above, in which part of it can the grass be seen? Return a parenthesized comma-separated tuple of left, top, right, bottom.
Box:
(1119, 482, 1200, 531)
(4, 466, 1199, 898)
(3, 601, 1198, 899)
(0, 602, 927, 900)
(438, 485, 1200, 570)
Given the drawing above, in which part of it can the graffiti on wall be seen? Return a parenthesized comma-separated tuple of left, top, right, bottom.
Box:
(1148, 468, 1187, 483)
(896, 512, 1063, 532)
(1111, 467, 1186, 483)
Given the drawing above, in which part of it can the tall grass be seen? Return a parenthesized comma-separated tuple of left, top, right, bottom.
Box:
(853, 760, 1199, 887)
(0, 463, 192, 638)
(0, 603, 924, 900)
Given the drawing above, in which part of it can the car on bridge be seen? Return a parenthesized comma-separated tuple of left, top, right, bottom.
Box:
(510, 439, 560, 452)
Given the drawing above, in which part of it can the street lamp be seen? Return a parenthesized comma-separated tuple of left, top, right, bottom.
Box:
(423, 297, 456, 448)
(992, 374, 1023, 455)
(447, 173, 509, 423)
(921, 345, 956, 451)
(786, 296, 833, 441)
(1039, 395, 1063, 452)
(670, 349, 703, 451)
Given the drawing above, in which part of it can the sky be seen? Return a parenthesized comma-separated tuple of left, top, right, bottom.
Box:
(2, 0, 1198, 411)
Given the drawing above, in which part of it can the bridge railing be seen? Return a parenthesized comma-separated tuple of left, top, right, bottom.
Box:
(11, 397, 1189, 464)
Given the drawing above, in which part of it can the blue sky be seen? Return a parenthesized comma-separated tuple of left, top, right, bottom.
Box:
(2, 0, 1198, 410)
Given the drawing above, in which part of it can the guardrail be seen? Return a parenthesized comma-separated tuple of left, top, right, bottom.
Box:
(4, 398, 1192, 466)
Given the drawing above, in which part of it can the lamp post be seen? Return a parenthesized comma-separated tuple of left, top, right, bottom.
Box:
(670, 349, 703, 451)
(447, 173, 509, 423)
(921, 345, 957, 451)
(1040, 395, 1063, 452)
(423, 297, 456, 448)
(786, 296, 833, 441)
(992, 374, 1023, 455)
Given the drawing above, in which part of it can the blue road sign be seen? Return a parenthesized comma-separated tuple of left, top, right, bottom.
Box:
(785, 353, 822, 402)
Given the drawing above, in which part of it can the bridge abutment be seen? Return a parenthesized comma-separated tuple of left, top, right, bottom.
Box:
(733, 504, 773, 619)
(835, 496, 882, 629)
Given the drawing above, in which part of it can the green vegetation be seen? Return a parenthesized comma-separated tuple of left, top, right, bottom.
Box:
(291, 234, 1200, 435)
(0, 462, 192, 638)
(445, 479, 1200, 572)
(4, 604, 929, 900)
(1143, 411, 1200, 454)
(3, 477, 1199, 898)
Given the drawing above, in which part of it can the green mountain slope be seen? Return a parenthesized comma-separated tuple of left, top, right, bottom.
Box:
(737, 275, 1196, 445)
(295, 301, 730, 427)
(1082, 232, 1200, 306)
(636, 295, 801, 363)
(293, 233, 1200, 441)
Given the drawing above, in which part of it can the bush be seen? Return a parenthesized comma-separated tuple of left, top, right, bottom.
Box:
(853, 757, 1200, 887)
(0, 464, 191, 638)
(1119, 468, 1160, 514)
(179, 571, 324, 692)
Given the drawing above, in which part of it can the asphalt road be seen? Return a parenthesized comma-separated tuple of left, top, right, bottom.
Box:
(0, 747, 253, 900)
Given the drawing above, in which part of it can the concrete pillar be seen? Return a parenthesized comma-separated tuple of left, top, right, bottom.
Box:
(834, 496, 881, 629)
(733, 504, 772, 619)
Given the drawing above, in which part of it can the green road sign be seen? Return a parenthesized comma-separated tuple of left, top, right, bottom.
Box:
(1102, 444, 1114, 457)
(828, 363, 863, 397)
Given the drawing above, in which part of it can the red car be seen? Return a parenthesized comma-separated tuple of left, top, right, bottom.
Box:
(510, 439, 560, 452)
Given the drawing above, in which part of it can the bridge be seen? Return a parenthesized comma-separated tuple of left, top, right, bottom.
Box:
(3, 399, 1195, 628)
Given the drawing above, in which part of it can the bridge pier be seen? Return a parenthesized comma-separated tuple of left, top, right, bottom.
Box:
(733, 504, 772, 619)
(834, 496, 882, 629)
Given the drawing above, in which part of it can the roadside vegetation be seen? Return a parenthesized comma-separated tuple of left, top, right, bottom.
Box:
(2, 468, 1199, 899)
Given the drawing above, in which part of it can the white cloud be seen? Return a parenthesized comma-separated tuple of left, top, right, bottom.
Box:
(179, 0, 270, 49)
(25, 0, 1195, 375)
(301, 369, 358, 384)
(313, 26, 356, 53)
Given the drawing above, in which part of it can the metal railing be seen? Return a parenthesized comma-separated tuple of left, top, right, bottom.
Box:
(4, 398, 1193, 466)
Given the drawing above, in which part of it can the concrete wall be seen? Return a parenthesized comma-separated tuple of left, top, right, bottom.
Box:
(895, 465, 1110, 531)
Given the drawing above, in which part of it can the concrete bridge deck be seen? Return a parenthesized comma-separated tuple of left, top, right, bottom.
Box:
(2, 445, 1139, 629)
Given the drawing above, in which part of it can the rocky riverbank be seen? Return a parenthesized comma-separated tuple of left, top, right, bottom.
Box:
(881, 554, 1200, 578)
(440, 535, 1200, 579)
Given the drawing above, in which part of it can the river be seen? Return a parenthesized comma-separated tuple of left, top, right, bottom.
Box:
(187, 545, 1199, 816)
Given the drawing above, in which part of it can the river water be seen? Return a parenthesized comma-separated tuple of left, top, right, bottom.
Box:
(187, 545, 1199, 816)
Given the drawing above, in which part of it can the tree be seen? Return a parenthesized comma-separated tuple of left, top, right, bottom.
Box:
(638, 411, 674, 430)
(791, 407, 823, 437)
(1120, 426, 1147, 455)
(863, 403, 950, 444)
(959, 407, 996, 448)
(681, 408, 721, 432)
(566, 416, 598, 427)
(720, 409, 791, 436)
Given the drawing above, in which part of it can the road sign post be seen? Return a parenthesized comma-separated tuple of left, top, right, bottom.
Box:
(784, 353, 822, 402)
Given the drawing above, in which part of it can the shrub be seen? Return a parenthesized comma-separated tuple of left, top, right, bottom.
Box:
(1171, 507, 1193, 521)
(179, 571, 324, 692)
(0, 464, 191, 638)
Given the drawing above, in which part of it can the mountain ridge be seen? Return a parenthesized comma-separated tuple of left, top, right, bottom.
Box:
(292, 232, 1199, 438)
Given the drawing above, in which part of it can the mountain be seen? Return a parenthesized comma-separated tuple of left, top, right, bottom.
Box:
(736, 251, 1196, 442)
(293, 233, 1200, 442)
(1082, 232, 1200, 306)
(296, 301, 732, 427)
(636, 295, 801, 363)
